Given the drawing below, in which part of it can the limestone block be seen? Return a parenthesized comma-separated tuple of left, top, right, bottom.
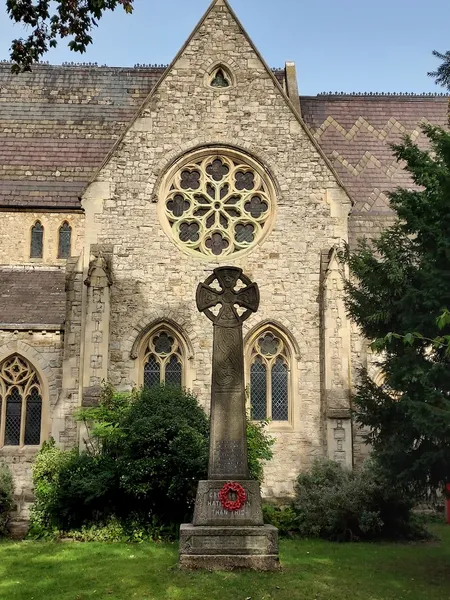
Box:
(179, 524, 280, 571)
(193, 480, 263, 527)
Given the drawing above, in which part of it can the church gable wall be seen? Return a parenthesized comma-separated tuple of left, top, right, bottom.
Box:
(81, 1, 351, 496)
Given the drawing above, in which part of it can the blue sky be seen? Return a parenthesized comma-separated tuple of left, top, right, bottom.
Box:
(0, 0, 449, 95)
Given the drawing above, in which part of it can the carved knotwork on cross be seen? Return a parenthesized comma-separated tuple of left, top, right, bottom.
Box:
(196, 267, 260, 328)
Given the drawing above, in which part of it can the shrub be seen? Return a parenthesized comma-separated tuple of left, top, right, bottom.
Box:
(247, 418, 275, 483)
(262, 503, 298, 537)
(0, 462, 14, 536)
(293, 458, 427, 541)
(31, 385, 275, 536)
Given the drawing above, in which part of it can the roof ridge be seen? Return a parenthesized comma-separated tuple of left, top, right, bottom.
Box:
(316, 91, 450, 97)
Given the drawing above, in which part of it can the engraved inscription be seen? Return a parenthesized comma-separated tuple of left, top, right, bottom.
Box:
(206, 490, 252, 520)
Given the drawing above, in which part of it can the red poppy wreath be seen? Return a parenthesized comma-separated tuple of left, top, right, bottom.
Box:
(218, 482, 247, 512)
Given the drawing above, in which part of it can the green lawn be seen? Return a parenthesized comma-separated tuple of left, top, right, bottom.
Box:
(1, 525, 450, 600)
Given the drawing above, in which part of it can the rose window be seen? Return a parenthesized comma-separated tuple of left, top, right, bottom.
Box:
(161, 152, 274, 258)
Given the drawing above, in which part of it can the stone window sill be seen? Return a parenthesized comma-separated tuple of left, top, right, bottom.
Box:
(268, 421, 294, 433)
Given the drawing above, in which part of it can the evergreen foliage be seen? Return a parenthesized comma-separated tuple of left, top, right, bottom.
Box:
(428, 50, 450, 91)
(341, 124, 450, 497)
(291, 458, 426, 541)
(31, 385, 274, 535)
(0, 462, 14, 536)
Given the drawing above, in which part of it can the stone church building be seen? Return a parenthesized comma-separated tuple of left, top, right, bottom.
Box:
(0, 0, 448, 523)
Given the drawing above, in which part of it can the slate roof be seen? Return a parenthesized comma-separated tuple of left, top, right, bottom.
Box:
(0, 63, 165, 209)
(301, 94, 449, 213)
(0, 268, 66, 328)
(0, 63, 286, 210)
(1, 63, 447, 213)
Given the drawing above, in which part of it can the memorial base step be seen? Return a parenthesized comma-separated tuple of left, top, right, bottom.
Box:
(179, 524, 280, 571)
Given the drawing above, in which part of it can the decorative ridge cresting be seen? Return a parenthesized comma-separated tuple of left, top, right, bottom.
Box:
(317, 91, 449, 97)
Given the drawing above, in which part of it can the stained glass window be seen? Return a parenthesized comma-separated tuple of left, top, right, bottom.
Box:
(142, 328, 184, 388)
(58, 221, 72, 258)
(161, 151, 274, 259)
(0, 355, 43, 447)
(248, 329, 290, 422)
(30, 221, 44, 259)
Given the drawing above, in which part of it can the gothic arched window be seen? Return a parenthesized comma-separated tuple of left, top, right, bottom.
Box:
(58, 221, 72, 258)
(0, 355, 43, 447)
(30, 221, 44, 259)
(210, 67, 230, 88)
(142, 328, 184, 389)
(247, 329, 291, 422)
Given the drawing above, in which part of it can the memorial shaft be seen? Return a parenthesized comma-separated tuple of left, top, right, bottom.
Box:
(210, 323, 248, 479)
(196, 266, 260, 481)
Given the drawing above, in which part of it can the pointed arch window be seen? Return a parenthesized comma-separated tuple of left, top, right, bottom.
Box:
(58, 221, 72, 258)
(248, 329, 291, 422)
(30, 221, 44, 259)
(210, 67, 230, 88)
(0, 355, 43, 447)
(142, 328, 184, 389)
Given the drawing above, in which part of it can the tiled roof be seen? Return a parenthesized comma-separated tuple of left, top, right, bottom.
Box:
(0, 268, 66, 327)
(301, 94, 449, 213)
(0, 62, 448, 213)
(0, 63, 287, 211)
(0, 63, 165, 209)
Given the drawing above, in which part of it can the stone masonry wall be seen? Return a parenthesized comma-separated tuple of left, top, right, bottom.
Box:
(82, 1, 352, 497)
(0, 212, 84, 265)
(0, 331, 64, 518)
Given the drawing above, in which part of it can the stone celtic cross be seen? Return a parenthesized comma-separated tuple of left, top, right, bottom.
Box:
(197, 267, 259, 480)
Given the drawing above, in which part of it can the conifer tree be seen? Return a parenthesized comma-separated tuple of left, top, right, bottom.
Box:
(428, 50, 450, 91)
(342, 124, 450, 496)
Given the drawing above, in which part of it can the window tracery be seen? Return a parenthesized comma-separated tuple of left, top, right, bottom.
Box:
(142, 329, 184, 388)
(160, 151, 275, 259)
(210, 67, 230, 88)
(0, 355, 43, 447)
(248, 330, 290, 421)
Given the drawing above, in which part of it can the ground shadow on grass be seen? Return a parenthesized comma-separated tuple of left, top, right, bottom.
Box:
(1, 525, 450, 600)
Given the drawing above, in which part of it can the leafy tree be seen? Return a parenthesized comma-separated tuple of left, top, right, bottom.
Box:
(428, 49, 450, 91)
(341, 124, 450, 498)
(6, 0, 134, 73)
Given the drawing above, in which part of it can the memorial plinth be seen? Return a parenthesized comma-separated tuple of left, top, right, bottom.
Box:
(179, 267, 280, 571)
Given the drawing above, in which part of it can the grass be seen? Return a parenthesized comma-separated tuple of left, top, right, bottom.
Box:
(1, 524, 450, 600)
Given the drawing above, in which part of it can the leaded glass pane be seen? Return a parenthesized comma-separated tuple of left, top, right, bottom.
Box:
(165, 355, 182, 388)
(144, 355, 160, 388)
(24, 388, 42, 445)
(5, 387, 22, 446)
(30, 222, 43, 258)
(58, 222, 72, 258)
(271, 358, 288, 421)
(250, 358, 267, 420)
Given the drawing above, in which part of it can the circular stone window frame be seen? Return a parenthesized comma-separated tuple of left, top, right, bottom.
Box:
(157, 147, 278, 262)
